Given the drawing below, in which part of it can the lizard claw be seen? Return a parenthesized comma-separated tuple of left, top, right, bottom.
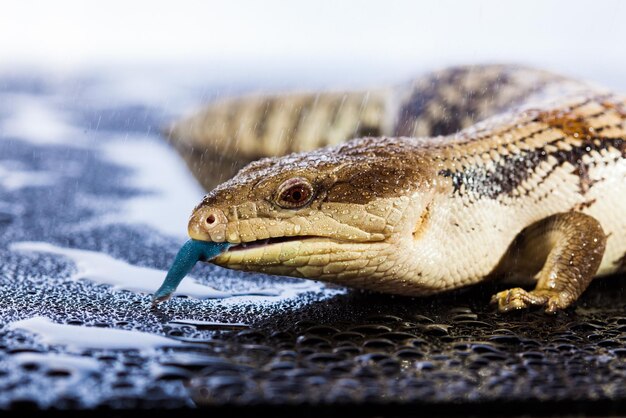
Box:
(490, 287, 571, 314)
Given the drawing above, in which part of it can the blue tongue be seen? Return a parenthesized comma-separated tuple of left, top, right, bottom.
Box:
(152, 239, 231, 304)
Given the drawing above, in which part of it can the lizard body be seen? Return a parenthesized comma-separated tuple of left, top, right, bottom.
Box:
(169, 65, 626, 312)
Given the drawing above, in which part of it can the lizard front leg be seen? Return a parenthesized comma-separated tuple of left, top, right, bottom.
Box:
(491, 212, 607, 314)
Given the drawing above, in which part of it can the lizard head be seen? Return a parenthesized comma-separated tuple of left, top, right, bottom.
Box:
(187, 137, 438, 291)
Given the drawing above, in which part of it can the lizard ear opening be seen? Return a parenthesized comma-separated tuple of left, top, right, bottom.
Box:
(412, 203, 431, 241)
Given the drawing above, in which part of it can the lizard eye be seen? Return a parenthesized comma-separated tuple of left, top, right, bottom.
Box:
(275, 178, 314, 209)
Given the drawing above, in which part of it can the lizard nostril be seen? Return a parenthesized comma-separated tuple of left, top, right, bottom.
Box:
(189, 208, 226, 240)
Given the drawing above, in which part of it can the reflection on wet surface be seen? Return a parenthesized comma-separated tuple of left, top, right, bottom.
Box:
(9, 316, 188, 350)
(0, 73, 625, 414)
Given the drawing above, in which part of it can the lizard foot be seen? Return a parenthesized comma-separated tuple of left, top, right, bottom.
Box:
(490, 287, 573, 314)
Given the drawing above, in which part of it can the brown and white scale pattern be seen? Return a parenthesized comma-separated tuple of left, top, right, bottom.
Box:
(168, 65, 626, 313)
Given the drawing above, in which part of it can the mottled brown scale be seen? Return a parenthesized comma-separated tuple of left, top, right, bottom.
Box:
(199, 136, 434, 210)
(572, 198, 597, 211)
(602, 98, 626, 118)
(538, 108, 596, 140)
(171, 64, 626, 314)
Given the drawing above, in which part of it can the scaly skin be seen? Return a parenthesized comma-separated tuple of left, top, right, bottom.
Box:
(172, 65, 626, 313)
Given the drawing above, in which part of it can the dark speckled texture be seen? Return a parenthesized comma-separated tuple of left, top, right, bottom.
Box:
(0, 73, 625, 416)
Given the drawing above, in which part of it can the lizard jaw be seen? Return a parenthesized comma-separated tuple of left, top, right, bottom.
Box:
(209, 236, 434, 298)
(210, 236, 373, 279)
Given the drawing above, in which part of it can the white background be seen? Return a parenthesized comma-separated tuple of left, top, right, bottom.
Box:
(1, 0, 625, 89)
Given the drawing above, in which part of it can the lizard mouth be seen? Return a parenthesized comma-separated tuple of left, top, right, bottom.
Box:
(211, 235, 347, 272)
(227, 236, 320, 252)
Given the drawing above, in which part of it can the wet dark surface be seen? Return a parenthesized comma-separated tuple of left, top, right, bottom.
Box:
(1, 74, 626, 416)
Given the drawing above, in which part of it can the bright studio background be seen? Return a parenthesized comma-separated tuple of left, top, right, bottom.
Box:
(1, 0, 625, 90)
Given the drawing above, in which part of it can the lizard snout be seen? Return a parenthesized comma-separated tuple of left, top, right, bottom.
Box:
(188, 206, 228, 242)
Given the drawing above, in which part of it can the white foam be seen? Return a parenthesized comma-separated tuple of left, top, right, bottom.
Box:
(99, 136, 204, 238)
(0, 160, 58, 191)
(9, 241, 343, 304)
(8, 316, 185, 350)
(169, 319, 249, 328)
(9, 241, 233, 299)
(216, 279, 338, 307)
(10, 352, 100, 373)
(0, 94, 84, 147)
